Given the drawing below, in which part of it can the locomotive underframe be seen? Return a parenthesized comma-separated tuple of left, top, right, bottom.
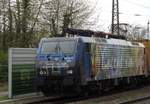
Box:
(37, 74, 150, 96)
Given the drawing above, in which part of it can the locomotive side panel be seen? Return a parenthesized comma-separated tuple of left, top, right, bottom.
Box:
(96, 45, 144, 79)
(88, 42, 145, 81)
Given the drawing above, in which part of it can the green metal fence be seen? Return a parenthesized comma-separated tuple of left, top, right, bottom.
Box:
(9, 48, 37, 98)
(12, 64, 36, 96)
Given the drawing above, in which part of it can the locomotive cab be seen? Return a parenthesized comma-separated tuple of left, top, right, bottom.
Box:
(36, 37, 86, 94)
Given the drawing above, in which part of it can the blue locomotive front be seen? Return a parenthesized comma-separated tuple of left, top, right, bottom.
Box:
(36, 37, 87, 95)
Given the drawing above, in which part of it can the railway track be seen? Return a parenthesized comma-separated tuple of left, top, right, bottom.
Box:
(67, 86, 150, 104)
(120, 96, 150, 104)
(25, 95, 93, 104)
(25, 87, 144, 104)
(1, 85, 149, 104)
(25, 96, 63, 104)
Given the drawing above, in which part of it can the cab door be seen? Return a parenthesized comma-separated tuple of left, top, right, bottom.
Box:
(84, 43, 92, 81)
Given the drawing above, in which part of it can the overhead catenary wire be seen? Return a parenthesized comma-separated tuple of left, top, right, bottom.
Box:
(121, 0, 150, 9)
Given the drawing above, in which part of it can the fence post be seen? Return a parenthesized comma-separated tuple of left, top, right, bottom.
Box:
(8, 48, 12, 99)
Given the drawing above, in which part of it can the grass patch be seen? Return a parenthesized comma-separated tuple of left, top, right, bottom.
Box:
(0, 96, 8, 101)
(0, 82, 8, 92)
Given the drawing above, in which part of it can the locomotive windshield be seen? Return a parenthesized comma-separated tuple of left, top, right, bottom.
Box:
(40, 40, 76, 54)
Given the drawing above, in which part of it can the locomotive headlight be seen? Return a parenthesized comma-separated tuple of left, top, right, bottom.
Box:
(39, 70, 48, 75)
(39, 70, 44, 75)
(39, 68, 49, 75)
(66, 70, 73, 74)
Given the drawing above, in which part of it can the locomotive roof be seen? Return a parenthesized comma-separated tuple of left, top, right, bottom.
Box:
(41, 37, 79, 41)
(40, 37, 144, 48)
(81, 37, 144, 48)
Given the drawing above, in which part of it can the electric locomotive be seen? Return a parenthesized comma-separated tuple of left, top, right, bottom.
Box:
(36, 29, 146, 96)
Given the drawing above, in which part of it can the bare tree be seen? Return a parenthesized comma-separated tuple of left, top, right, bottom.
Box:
(40, 0, 95, 37)
(0, 0, 97, 50)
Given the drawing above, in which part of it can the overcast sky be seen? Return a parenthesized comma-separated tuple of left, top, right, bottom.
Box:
(88, 0, 150, 32)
